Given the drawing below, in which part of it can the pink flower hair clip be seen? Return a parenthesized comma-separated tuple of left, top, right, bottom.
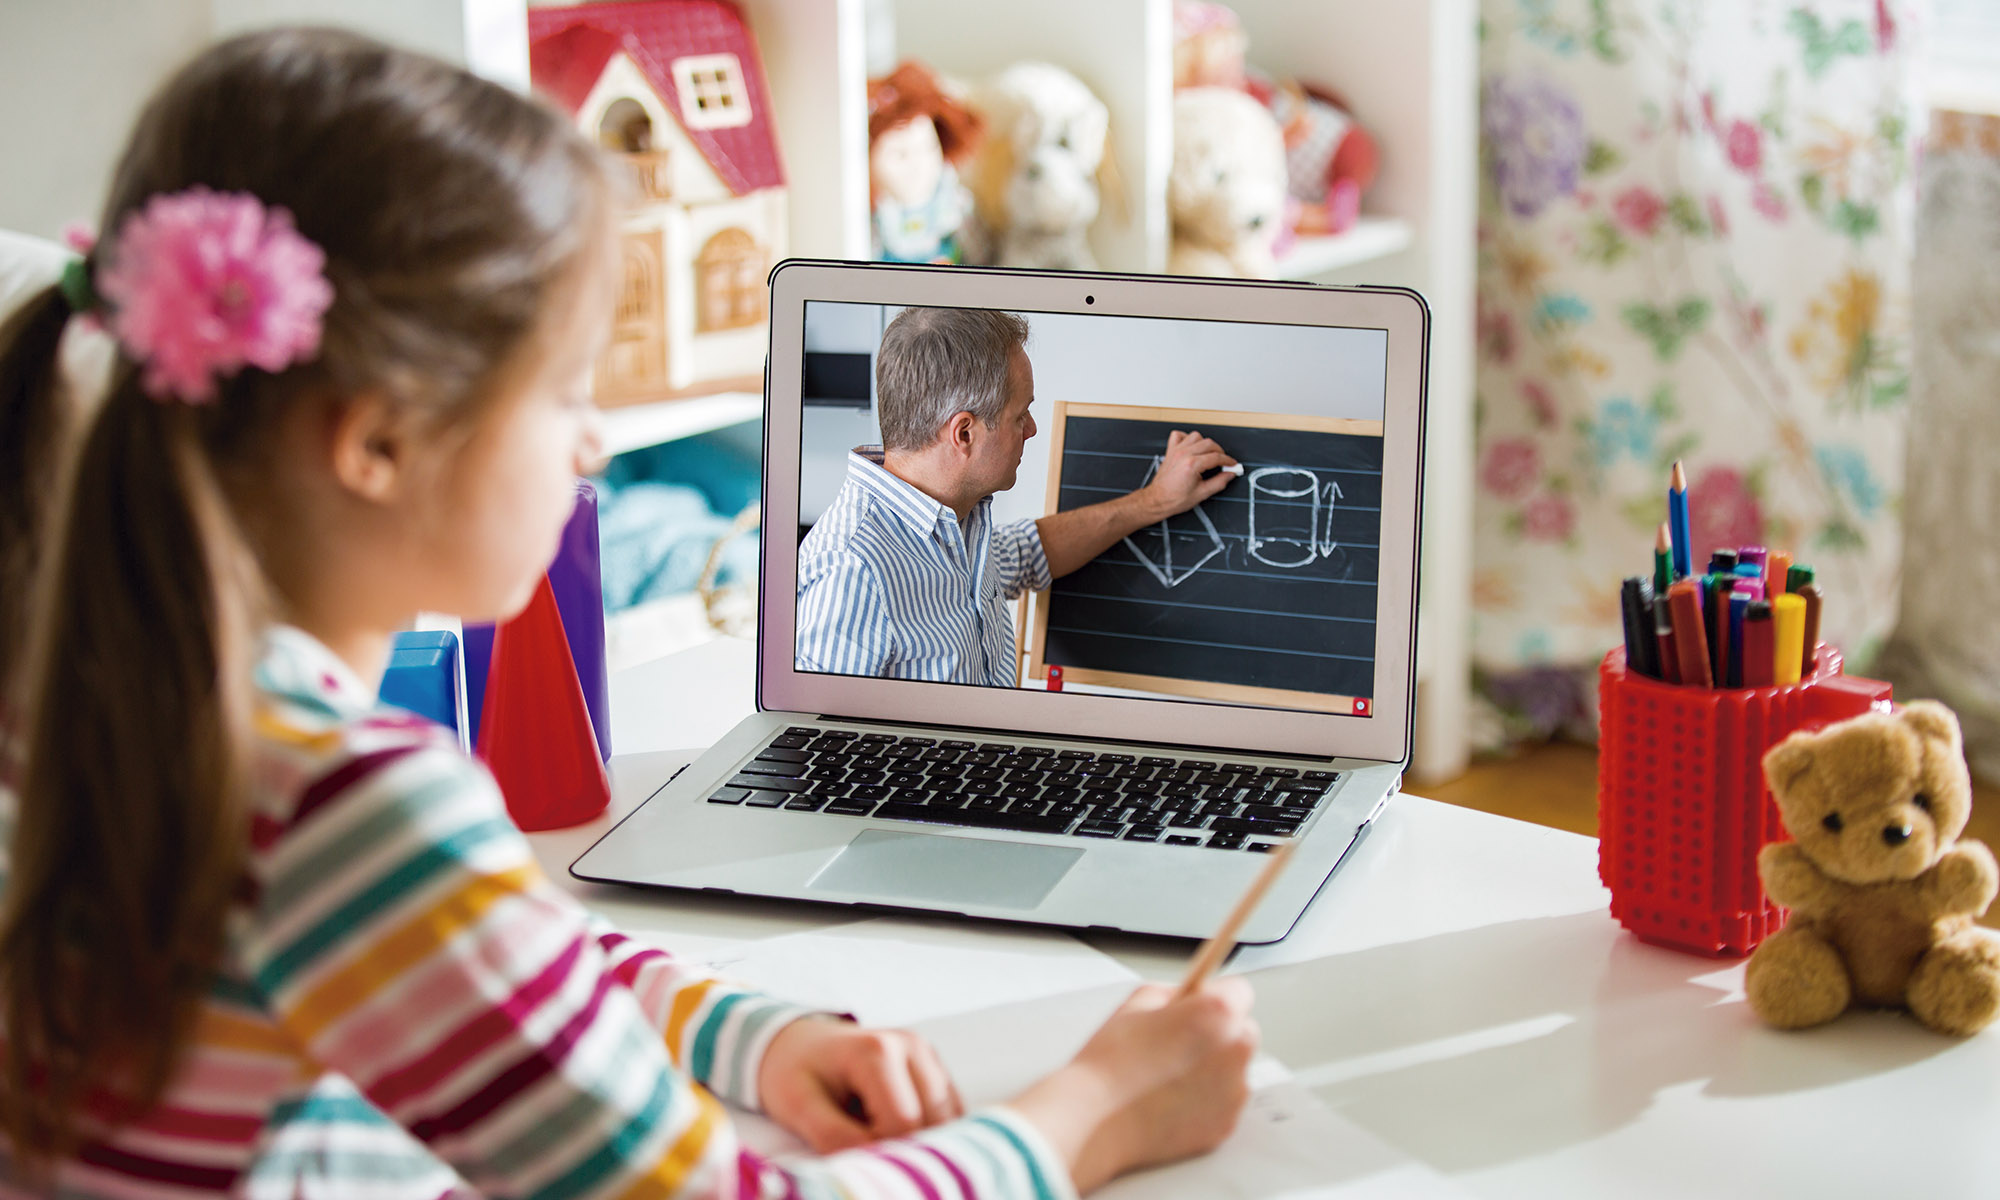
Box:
(95, 187, 335, 405)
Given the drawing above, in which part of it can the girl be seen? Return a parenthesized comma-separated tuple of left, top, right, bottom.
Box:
(0, 27, 1256, 1198)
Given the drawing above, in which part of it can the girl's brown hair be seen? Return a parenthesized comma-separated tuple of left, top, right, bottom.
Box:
(0, 26, 611, 1162)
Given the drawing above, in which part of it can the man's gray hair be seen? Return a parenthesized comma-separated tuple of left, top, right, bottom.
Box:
(875, 307, 1030, 451)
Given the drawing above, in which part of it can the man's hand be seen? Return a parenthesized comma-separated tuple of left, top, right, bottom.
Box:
(1136, 430, 1239, 523)
(758, 1015, 964, 1151)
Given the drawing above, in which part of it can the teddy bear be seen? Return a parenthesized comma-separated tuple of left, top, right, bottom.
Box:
(962, 62, 1113, 271)
(1168, 86, 1289, 278)
(1746, 700, 2000, 1036)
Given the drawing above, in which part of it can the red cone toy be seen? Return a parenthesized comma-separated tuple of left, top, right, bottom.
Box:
(477, 573, 610, 831)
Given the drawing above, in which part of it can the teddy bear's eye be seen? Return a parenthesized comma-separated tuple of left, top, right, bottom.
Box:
(1914, 792, 1932, 811)
(1822, 812, 1844, 834)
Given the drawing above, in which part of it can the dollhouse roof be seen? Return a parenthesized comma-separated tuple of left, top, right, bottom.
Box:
(527, 0, 783, 196)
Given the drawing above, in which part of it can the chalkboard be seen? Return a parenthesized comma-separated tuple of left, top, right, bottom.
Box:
(1025, 402, 1385, 713)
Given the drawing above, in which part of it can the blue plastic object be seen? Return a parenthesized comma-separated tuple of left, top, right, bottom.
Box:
(380, 629, 467, 748)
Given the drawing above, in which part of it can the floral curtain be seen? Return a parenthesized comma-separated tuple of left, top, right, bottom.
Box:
(1471, 0, 1922, 742)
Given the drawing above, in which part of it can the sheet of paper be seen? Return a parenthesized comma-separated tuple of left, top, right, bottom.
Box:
(703, 914, 1141, 1029)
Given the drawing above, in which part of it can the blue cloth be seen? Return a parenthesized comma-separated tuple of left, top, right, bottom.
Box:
(596, 482, 758, 611)
(796, 449, 1050, 687)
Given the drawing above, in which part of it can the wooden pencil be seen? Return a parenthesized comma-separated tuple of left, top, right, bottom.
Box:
(1177, 839, 1299, 996)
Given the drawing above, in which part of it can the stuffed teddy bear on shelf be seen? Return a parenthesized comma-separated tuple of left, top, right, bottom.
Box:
(1746, 700, 2000, 1036)
(1168, 86, 1288, 278)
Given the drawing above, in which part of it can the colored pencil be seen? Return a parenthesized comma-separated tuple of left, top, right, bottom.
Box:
(1705, 573, 1730, 686)
(1178, 839, 1298, 996)
(1771, 593, 1805, 686)
(1727, 588, 1752, 687)
(1797, 582, 1823, 677)
(1786, 563, 1815, 593)
(1738, 545, 1768, 572)
(1742, 601, 1775, 688)
(1767, 550, 1793, 594)
(1668, 579, 1713, 688)
(1621, 576, 1660, 678)
(1709, 548, 1739, 575)
(1654, 523, 1674, 598)
(1668, 461, 1692, 579)
(1654, 596, 1681, 685)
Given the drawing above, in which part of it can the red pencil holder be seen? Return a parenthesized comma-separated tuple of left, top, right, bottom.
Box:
(1596, 644, 1891, 957)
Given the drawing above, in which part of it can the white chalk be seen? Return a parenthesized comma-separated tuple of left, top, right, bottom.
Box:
(1222, 462, 1245, 476)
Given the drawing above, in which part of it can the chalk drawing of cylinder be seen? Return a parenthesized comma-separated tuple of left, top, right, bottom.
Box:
(1247, 468, 1320, 568)
(1316, 479, 1344, 556)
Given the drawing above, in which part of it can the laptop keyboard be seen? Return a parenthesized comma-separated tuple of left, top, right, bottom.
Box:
(705, 727, 1342, 852)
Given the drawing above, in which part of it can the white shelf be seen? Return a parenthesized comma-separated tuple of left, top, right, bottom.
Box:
(602, 391, 761, 457)
(1277, 216, 1414, 280)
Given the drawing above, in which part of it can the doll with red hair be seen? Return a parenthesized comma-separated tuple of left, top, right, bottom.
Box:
(868, 61, 984, 264)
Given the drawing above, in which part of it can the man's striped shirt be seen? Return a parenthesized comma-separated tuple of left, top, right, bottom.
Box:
(796, 450, 1050, 688)
(0, 625, 1073, 1198)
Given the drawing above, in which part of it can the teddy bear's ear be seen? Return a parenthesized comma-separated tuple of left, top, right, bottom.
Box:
(1899, 700, 1964, 753)
(1763, 735, 1817, 793)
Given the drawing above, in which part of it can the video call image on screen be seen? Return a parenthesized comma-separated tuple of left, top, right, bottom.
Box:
(795, 301, 1389, 717)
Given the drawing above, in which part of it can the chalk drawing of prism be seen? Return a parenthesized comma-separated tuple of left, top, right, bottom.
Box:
(1248, 468, 1343, 569)
(1122, 455, 1225, 588)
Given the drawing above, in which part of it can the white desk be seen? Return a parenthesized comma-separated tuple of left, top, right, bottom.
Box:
(534, 637, 2000, 1199)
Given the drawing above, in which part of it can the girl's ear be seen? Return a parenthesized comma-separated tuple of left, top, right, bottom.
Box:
(326, 390, 411, 503)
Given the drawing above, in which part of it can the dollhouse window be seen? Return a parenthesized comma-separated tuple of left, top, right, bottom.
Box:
(695, 228, 766, 332)
(671, 53, 752, 130)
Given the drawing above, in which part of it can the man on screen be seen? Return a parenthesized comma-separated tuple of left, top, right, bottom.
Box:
(797, 306, 1237, 686)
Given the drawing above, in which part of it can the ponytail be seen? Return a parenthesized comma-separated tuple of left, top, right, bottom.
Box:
(0, 377, 264, 1160)
(0, 284, 77, 713)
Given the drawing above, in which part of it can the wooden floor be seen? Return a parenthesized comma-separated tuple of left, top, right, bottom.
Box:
(1420, 740, 2000, 929)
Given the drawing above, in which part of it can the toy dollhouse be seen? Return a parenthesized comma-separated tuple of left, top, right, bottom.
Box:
(528, 1, 787, 404)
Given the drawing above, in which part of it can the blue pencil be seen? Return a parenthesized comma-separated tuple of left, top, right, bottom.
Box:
(1669, 461, 1692, 579)
(1727, 587, 1752, 688)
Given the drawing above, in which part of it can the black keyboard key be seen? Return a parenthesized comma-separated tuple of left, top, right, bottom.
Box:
(1075, 822, 1122, 838)
(730, 773, 809, 792)
(1124, 826, 1164, 842)
(708, 787, 750, 804)
(739, 759, 807, 778)
(769, 734, 814, 750)
(1179, 760, 1218, 771)
(1077, 760, 1118, 776)
(1208, 833, 1246, 850)
(1139, 756, 1176, 767)
(1209, 816, 1301, 837)
(1014, 745, 1054, 757)
(1257, 766, 1300, 778)
(965, 766, 1006, 782)
(843, 769, 887, 785)
(784, 797, 828, 812)
(881, 743, 922, 759)
(1167, 812, 1209, 830)
(1097, 753, 1135, 764)
(1245, 841, 1279, 852)
(960, 751, 1002, 766)
(813, 780, 853, 798)
(896, 736, 937, 748)
(886, 772, 927, 789)
(825, 800, 878, 816)
(785, 726, 819, 737)
(1194, 802, 1243, 820)
(1123, 779, 1163, 797)
(872, 802, 1076, 835)
(941, 740, 977, 750)
(756, 747, 810, 764)
(965, 795, 1009, 812)
(1000, 783, 1043, 802)
(817, 729, 857, 740)
(848, 784, 892, 802)
(1048, 802, 1088, 821)
(744, 790, 789, 808)
(1165, 834, 1202, 846)
(983, 744, 1017, 754)
(858, 732, 896, 743)
(1079, 776, 1118, 792)
(1303, 769, 1341, 782)
(1195, 772, 1238, 787)
(1007, 798, 1050, 816)
(1056, 749, 1094, 760)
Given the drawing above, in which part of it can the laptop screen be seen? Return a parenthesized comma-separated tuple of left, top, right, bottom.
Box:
(794, 301, 1391, 721)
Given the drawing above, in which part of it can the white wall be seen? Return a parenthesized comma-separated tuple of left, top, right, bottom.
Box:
(796, 301, 1389, 527)
(0, 0, 522, 241)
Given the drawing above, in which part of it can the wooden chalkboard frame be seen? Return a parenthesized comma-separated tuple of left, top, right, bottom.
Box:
(1021, 401, 1385, 711)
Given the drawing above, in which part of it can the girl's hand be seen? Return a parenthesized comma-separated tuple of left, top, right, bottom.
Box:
(758, 1015, 964, 1151)
(1007, 979, 1259, 1193)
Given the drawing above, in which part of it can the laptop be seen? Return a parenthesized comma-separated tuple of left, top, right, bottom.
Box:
(573, 260, 1428, 943)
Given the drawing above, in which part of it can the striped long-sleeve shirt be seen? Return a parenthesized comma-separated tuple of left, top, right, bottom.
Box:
(0, 625, 1073, 1199)
(796, 450, 1051, 688)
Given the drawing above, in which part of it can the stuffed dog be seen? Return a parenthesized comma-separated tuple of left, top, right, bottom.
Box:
(964, 62, 1114, 270)
(1168, 86, 1289, 278)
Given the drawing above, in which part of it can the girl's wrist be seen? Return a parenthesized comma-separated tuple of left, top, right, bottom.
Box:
(1007, 1061, 1131, 1194)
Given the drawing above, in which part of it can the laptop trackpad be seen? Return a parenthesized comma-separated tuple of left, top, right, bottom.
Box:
(809, 830, 1082, 911)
